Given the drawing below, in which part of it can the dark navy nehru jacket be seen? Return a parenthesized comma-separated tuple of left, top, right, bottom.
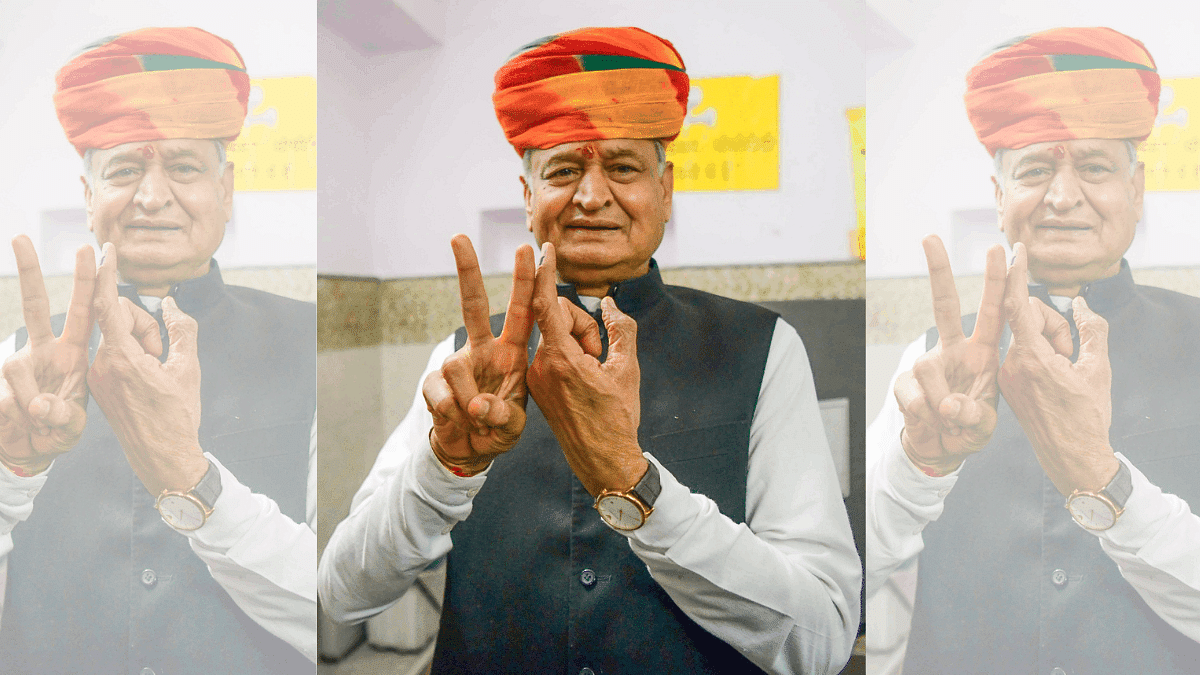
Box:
(430, 262, 780, 675)
(906, 261, 1200, 675)
(0, 261, 315, 675)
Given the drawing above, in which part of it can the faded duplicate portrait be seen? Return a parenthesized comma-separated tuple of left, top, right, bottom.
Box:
(0, 2, 317, 674)
(866, 3, 1200, 674)
(316, 2, 867, 675)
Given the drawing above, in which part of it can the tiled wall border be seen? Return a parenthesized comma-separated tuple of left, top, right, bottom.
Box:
(0, 266, 315, 342)
(868, 266, 1200, 346)
(319, 261, 865, 351)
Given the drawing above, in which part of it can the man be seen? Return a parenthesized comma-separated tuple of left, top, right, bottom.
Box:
(0, 28, 316, 673)
(318, 26, 860, 674)
(867, 27, 1200, 674)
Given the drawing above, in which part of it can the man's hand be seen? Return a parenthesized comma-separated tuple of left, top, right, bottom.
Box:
(527, 242, 647, 497)
(894, 235, 1008, 476)
(999, 242, 1120, 496)
(0, 237, 96, 475)
(87, 243, 207, 496)
(422, 235, 536, 476)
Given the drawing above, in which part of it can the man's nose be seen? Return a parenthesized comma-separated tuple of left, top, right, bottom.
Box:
(573, 165, 613, 211)
(1044, 167, 1084, 213)
(133, 166, 173, 212)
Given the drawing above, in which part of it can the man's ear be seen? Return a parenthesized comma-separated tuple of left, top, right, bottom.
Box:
(81, 176, 95, 232)
(521, 175, 533, 233)
(992, 175, 1004, 233)
(1132, 161, 1145, 222)
(221, 162, 235, 221)
(660, 161, 674, 224)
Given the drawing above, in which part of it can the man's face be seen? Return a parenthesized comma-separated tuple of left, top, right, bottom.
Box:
(995, 138, 1144, 293)
(522, 138, 673, 294)
(84, 138, 233, 292)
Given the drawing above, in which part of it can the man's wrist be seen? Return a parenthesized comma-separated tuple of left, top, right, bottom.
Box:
(900, 429, 963, 477)
(0, 453, 52, 478)
(428, 428, 494, 477)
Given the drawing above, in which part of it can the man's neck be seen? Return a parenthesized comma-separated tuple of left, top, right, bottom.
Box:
(124, 260, 212, 297)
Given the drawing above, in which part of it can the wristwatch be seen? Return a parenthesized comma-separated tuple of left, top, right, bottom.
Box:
(1065, 459, 1132, 531)
(594, 461, 661, 531)
(155, 460, 223, 531)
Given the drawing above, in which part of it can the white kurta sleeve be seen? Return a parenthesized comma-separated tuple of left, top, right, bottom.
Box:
(173, 449, 319, 663)
(316, 335, 490, 624)
(1091, 454, 1200, 643)
(621, 318, 862, 675)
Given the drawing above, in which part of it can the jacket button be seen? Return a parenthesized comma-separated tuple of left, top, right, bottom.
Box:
(141, 569, 158, 588)
(141, 668, 156, 675)
(1051, 668, 1066, 675)
(1051, 569, 1067, 588)
(580, 668, 595, 675)
(580, 569, 597, 588)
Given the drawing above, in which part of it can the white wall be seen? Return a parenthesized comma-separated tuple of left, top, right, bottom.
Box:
(0, 0, 316, 276)
(318, 0, 866, 278)
(867, 0, 1200, 279)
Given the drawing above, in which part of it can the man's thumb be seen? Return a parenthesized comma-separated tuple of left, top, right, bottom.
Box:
(161, 297, 199, 369)
(601, 297, 637, 360)
(1073, 296, 1109, 365)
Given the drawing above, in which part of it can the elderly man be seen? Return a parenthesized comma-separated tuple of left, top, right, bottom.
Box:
(319, 26, 860, 674)
(0, 28, 316, 673)
(867, 27, 1200, 674)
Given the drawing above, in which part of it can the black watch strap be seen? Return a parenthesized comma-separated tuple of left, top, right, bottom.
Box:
(192, 460, 223, 511)
(631, 460, 661, 509)
(1102, 458, 1132, 510)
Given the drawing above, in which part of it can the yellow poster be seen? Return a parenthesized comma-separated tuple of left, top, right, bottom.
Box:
(666, 75, 779, 191)
(847, 107, 865, 260)
(1141, 77, 1200, 191)
(225, 76, 317, 191)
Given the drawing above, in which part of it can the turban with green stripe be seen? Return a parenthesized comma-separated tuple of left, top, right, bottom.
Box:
(54, 27, 249, 156)
(493, 27, 689, 155)
(965, 27, 1160, 156)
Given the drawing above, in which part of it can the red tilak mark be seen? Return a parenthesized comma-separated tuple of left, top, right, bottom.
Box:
(139, 145, 155, 159)
(1052, 145, 1065, 159)
(581, 145, 595, 158)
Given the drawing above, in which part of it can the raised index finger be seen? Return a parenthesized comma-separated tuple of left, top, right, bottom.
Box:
(12, 236, 54, 347)
(499, 244, 536, 347)
(970, 244, 1008, 349)
(60, 245, 96, 347)
(922, 235, 965, 345)
(532, 242, 569, 343)
(1003, 242, 1038, 340)
(450, 234, 493, 349)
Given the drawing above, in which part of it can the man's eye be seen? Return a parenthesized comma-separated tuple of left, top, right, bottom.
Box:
(106, 167, 137, 179)
(1017, 167, 1048, 180)
(547, 168, 577, 179)
(611, 164, 637, 175)
(1081, 164, 1113, 175)
(172, 164, 202, 175)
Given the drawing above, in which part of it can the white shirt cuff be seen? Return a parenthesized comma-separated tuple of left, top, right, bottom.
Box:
(1094, 453, 1176, 549)
(620, 453, 701, 551)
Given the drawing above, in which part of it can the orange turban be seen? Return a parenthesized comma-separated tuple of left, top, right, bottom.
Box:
(54, 27, 250, 156)
(964, 27, 1160, 156)
(493, 27, 689, 155)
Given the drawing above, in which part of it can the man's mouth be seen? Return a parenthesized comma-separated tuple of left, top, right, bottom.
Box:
(1037, 222, 1093, 231)
(127, 222, 182, 232)
(565, 221, 621, 231)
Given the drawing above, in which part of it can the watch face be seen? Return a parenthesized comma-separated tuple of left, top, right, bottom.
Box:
(596, 494, 645, 531)
(158, 494, 206, 531)
(1067, 494, 1116, 530)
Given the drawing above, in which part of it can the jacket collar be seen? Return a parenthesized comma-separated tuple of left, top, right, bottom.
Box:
(118, 258, 226, 314)
(556, 259, 666, 317)
(1028, 258, 1135, 315)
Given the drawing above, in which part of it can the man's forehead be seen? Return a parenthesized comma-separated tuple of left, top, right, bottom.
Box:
(1004, 139, 1130, 166)
(532, 138, 657, 164)
(93, 138, 219, 162)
